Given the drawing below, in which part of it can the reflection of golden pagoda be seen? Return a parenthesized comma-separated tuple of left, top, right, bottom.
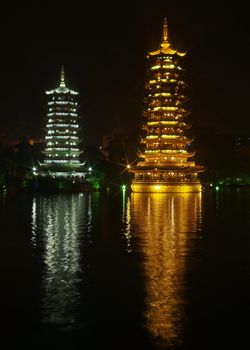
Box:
(130, 192, 202, 346)
(130, 19, 204, 193)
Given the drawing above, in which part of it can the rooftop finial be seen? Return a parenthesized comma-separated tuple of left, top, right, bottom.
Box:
(60, 65, 65, 87)
(149, 17, 186, 57)
(163, 17, 168, 42)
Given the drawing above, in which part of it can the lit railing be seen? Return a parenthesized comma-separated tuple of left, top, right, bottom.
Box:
(132, 179, 198, 183)
(137, 161, 191, 167)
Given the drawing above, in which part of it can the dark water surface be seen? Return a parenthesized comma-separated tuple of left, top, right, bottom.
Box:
(0, 189, 250, 349)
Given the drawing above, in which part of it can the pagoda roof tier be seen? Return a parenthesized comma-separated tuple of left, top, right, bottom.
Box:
(179, 122, 191, 129)
(48, 101, 78, 106)
(145, 122, 190, 129)
(142, 136, 193, 143)
(130, 165, 204, 173)
(46, 66, 79, 96)
(148, 78, 181, 85)
(149, 48, 185, 58)
(146, 121, 179, 126)
(39, 171, 87, 178)
(143, 150, 196, 158)
(148, 100, 187, 107)
(46, 87, 79, 95)
(149, 66, 182, 73)
(41, 162, 85, 168)
(151, 93, 186, 99)
(146, 110, 190, 117)
(148, 98, 186, 105)
(43, 152, 82, 156)
(136, 160, 196, 167)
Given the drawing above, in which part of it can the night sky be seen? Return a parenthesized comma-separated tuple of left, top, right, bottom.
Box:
(0, 0, 249, 145)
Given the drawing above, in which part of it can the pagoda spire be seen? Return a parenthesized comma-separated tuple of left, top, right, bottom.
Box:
(148, 18, 185, 56)
(60, 65, 65, 87)
(162, 17, 168, 43)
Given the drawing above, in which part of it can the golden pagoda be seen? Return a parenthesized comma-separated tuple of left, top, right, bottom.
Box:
(130, 19, 204, 193)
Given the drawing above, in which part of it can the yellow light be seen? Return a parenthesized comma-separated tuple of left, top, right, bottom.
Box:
(160, 121, 178, 125)
(131, 183, 202, 193)
(161, 135, 179, 139)
(146, 135, 158, 139)
(154, 93, 171, 97)
(129, 191, 201, 340)
(154, 185, 161, 191)
(163, 64, 175, 69)
(161, 149, 187, 153)
(151, 65, 161, 70)
(153, 107, 178, 111)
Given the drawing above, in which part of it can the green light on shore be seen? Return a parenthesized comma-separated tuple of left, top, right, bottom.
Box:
(121, 185, 126, 191)
(215, 186, 219, 191)
(93, 181, 100, 190)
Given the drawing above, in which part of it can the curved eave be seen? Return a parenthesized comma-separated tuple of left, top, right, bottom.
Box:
(143, 150, 196, 158)
(148, 47, 186, 57)
(46, 87, 79, 95)
(142, 136, 193, 143)
(194, 166, 205, 173)
(40, 162, 85, 167)
(130, 165, 202, 172)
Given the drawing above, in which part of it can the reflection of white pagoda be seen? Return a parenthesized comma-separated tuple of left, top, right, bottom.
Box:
(40, 66, 85, 178)
(31, 194, 92, 327)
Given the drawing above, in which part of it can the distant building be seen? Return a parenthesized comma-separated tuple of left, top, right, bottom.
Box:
(40, 66, 85, 178)
(0, 133, 20, 148)
(101, 128, 124, 159)
(28, 137, 43, 146)
(130, 19, 204, 192)
(234, 135, 250, 169)
(235, 136, 250, 161)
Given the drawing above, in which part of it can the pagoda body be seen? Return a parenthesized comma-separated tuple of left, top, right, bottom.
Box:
(40, 67, 85, 178)
(130, 19, 204, 193)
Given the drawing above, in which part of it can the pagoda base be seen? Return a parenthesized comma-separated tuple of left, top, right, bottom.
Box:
(39, 171, 86, 178)
(131, 181, 202, 193)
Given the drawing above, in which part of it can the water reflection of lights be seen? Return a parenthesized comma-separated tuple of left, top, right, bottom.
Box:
(31, 197, 37, 248)
(131, 192, 202, 347)
(31, 194, 92, 328)
(122, 191, 132, 253)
